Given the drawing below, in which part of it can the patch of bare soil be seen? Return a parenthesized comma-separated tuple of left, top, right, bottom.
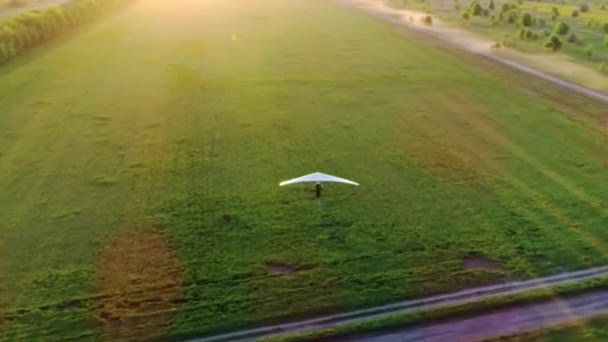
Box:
(464, 255, 503, 271)
(93, 227, 184, 341)
(267, 262, 297, 275)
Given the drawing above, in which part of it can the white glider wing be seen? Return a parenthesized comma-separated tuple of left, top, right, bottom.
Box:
(279, 172, 359, 186)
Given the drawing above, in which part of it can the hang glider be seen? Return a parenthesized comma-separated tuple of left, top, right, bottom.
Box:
(279, 172, 359, 187)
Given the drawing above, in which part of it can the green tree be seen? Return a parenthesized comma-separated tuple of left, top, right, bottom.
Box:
(554, 21, 570, 35)
(521, 12, 533, 26)
(489, 0, 495, 10)
(470, 1, 484, 15)
(572, 9, 579, 17)
(544, 34, 562, 51)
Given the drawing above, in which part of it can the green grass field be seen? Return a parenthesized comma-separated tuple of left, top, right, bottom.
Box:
(0, 0, 607, 340)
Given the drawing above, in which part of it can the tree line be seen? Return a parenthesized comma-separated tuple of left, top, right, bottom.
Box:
(0, 0, 132, 65)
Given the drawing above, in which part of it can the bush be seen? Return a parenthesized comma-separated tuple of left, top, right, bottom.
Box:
(519, 27, 538, 40)
(539, 18, 546, 26)
(572, 9, 579, 17)
(501, 2, 511, 13)
(470, 1, 484, 15)
(461, 11, 470, 20)
(603, 23, 608, 32)
(422, 15, 433, 25)
(604, 35, 608, 46)
(490, 14, 497, 26)
(544, 34, 562, 50)
(519, 27, 528, 40)
(579, 3, 589, 12)
(584, 44, 593, 56)
(0, 0, 131, 66)
(501, 39, 515, 47)
(489, 0, 495, 10)
(454, 0, 461, 10)
(530, 31, 539, 40)
(552, 6, 560, 18)
(544, 29, 552, 36)
(482, 8, 490, 16)
(554, 20, 570, 34)
(600, 61, 607, 72)
(521, 12, 533, 26)
(507, 11, 518, 23)
(567, 32, 578, 43)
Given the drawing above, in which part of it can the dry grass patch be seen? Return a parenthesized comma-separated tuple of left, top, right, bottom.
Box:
(398, 91, 506, 182)
(93, 227, 184, 341)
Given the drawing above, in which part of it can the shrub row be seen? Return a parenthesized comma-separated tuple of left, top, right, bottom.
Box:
(0, 0, 131, 65)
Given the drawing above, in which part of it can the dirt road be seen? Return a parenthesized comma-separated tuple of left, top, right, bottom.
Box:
(193, 266, 608, 341)
(340, 289, 608, 341)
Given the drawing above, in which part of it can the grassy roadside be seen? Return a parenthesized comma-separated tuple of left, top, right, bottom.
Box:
(490, 315, 608, 341)
(261, 276, 608, 341)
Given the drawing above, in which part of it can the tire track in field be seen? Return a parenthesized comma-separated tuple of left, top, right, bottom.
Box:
(446, 95, 608, 266)
(394, 89, 548, 280)
(396, 91, 595, 276)
(438, 92, 608, 272)
(450, 96, 608, 263)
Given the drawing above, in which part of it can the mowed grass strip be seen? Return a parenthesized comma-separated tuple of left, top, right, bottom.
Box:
(0, 0, 606, 340)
